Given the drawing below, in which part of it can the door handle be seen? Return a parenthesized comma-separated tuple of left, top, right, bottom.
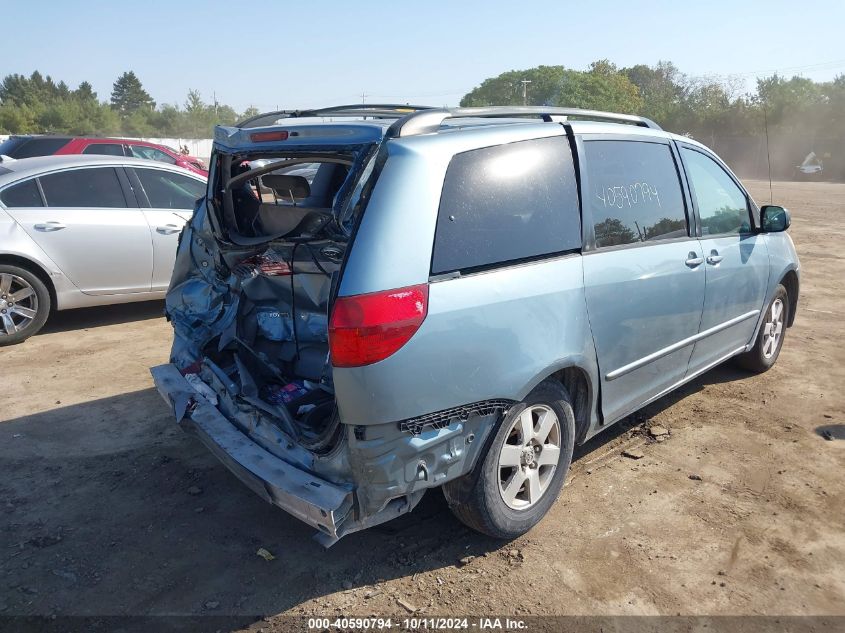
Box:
(33, 221, 66, 231)
(156, 224, 182, 235)
(706, 250, 724, 265)
(685, 252, 704, 268)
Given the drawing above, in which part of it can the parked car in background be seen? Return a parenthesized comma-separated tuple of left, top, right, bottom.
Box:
(0, 135, 208, 176)
(0, 154, 206, 344)
(793, 151, 824, 180)
(151, 104, 799, 546)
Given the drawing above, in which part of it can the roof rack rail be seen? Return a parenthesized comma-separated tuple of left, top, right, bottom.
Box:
(385, 106, 661, 137)
(236, 104, 436, 129)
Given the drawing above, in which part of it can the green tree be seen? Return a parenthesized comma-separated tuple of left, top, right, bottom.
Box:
(822, 75, 845, 142)
(460, 61, 642, 113)
(121, 109, 156, 136)
(1, 71, 63, 108)
(240, 106, 260, 121)
(147, 103, 181, 136)
(0, 73, 32, 105)
(461, 65, 570, 106)
(0, 103, 36, 133)
(74, 81, 97, 102)
(0, 71, 248, 137)
(554, 60, 643, 113)
(110, 71, 155, 115)
(622, 61, 686, 126)
(184, 89, 204, 114)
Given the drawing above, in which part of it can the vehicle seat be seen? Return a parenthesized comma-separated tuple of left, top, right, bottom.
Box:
(258, 205, 329, 236)
(262, 174, 311, 202)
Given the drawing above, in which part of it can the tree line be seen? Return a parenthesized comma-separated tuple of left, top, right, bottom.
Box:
(461, 60, 845, 179)
(0, 71, 258, 138)
(2, 64, 843, 175)
(460, 60, 844, 140)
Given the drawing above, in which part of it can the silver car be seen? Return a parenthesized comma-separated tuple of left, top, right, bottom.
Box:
(151, 105, 799, 545)
(0, 154, 206, 344)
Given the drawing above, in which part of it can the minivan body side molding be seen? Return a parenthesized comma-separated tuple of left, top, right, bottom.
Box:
(600, 344, 748, 430)
(605, 310, 760, 381)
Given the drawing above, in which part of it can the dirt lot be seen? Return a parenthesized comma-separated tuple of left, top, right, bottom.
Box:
(1, 180, 843, 628)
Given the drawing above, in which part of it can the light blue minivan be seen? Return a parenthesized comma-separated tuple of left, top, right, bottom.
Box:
(151, 105, 799, 545)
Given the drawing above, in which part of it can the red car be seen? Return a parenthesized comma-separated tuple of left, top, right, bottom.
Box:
(0, 135, 208, 177)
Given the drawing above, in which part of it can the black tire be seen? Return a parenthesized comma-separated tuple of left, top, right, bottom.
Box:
(0, 264, 51, 346)
(443, 380, 576, 539)
(735, 284, 789, 373)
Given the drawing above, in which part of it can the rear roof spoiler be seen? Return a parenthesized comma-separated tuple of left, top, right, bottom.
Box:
(236, 104, 436, 129)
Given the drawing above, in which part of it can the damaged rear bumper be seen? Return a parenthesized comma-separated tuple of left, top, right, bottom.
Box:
(151, 363, 353, 540)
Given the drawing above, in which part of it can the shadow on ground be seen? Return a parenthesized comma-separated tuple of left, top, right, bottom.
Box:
(815, 424, 845, 441)
(574, 364, 751, 458)
(40, 301, 165, 335)
(0, 364, 753, 624)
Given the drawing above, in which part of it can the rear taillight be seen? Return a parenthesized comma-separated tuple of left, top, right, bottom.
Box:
(329, 284, 428, 367)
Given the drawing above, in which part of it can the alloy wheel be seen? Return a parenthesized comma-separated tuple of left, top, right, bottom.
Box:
(762, 298, 784, 359)
(0, 273, 39, 337)
(497, 404, 562, 510)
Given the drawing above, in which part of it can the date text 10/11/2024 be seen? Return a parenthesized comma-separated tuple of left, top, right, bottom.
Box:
(307, 616, 529, 630)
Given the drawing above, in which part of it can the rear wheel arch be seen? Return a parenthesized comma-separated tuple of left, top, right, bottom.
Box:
(542, 365, 593, 445)
(779, 269, 799, 327)
(443, 378, 576, 538)
(0, 254, 56, 311)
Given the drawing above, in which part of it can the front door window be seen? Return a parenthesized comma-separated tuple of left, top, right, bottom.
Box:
(680, 148, 752, 235)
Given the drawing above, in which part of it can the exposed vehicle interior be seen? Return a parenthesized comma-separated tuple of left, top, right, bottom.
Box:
(220, 155, 355, 240)
(185, 149, 374, 453)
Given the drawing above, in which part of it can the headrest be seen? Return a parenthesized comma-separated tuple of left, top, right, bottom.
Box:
(262, 174, 310, 199)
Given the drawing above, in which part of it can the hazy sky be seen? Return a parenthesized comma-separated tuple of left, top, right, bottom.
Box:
(3, 0, 844, 113)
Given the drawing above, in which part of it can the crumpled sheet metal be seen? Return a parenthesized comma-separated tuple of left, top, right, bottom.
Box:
(165, 203, 240, 364)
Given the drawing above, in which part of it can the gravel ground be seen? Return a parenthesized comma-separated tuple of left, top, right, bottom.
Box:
(0, 180, 843, 629)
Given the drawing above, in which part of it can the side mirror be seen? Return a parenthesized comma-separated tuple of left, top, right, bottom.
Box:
(760, 205, 791, 232)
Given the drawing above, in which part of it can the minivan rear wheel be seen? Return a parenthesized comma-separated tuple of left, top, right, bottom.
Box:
(443, 380, 575, 539)
(735, 284, 789, 373)
(0, 264, 51, 346)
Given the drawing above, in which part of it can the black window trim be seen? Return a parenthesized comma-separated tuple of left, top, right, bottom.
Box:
(428, 133, 582, 278)
(125, 167, 151, 208)
(674, 141, 759, 237)
(116, 167, 141, 208)
(428, 249, 582, 282)
(35, 178, 48, 206)
(577, 133, 696, 255)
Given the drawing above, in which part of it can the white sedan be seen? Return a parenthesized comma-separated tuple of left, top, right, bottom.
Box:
(0, 154, 206, 344)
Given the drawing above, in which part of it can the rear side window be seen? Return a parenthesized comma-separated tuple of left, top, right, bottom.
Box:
(0, 179, 43, 207)
(432, 136, 580, 275)
(135, 168, 204, 209)
(0, 137, 70, 158)
(39, 167, 127, 208)
(584, 140, 687, 248)
(83, 143, 126, 157)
